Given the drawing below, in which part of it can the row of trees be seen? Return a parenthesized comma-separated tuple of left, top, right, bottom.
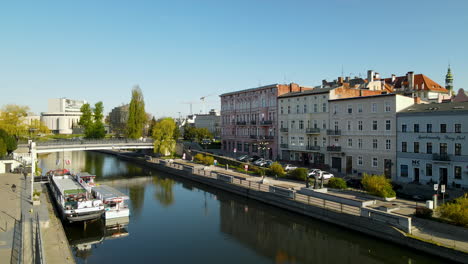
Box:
(182, 124, 213, 143)
(0, 129, 17, 158)
(79, 102, 106, 139)
(0, 104, 49, 139)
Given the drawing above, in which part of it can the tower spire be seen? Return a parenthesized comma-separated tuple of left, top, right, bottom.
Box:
(445, 64, 453, 94)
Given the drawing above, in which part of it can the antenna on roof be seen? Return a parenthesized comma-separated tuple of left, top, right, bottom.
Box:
(341, 65, 344, 78)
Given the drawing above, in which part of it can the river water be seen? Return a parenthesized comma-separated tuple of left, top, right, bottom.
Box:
(38, 151, 445, 264)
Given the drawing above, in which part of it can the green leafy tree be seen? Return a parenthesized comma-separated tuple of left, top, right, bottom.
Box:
(0, 138, 7, 158)
(148, 117, 157, 136)
(288, 168, 308, 181)
(0, 104, 29, 136)
(267, 162, 286, 177)
(126, 85, 146, 139)
(90, 102, 106, 139)
(327, 178, 347, 189)
(173, 125, 180, 140)
(362, 173, 396, 198)
(152, 118, 176, 156)
(183, 124, 197, 141)
(0, 129, 17, 154)
(437, 194, 468, 227)
(195, 128, 213, 143)
(79, 103, 93, 137)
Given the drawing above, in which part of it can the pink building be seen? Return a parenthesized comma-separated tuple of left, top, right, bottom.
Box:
(220, 83, 310, 160)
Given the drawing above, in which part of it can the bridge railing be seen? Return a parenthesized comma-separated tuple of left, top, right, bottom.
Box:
(19, 138, 154, 147)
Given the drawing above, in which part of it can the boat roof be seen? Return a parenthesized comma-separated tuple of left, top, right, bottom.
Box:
(77, 172, 96, 178)
(53, 176, 86, 195)
(93, 185, 129, 201)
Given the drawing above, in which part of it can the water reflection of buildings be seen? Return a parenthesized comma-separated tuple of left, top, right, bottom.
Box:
(218, 198, 416, 264)
(68, 217, 130, 261)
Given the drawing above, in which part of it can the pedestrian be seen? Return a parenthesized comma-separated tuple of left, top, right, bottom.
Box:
(11, 184, 16, 193)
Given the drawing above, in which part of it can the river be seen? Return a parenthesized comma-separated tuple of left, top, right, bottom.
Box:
(38, 151, 445, 264)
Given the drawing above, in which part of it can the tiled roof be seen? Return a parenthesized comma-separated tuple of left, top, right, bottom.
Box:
(383, 74, 447, 92)
(278, 87, 334, 98)
(398, 101, 468, 114)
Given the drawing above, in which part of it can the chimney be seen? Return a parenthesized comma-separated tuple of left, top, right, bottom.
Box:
(367, 70, 374, 82)
(414, 97, 421, 104)
(337, 77, 343, 85)
(345, 76, 350, 82)
(391, 74, 396, 82)
(375, 72, 380, 79)
(322, 79, 327, 87)
(407, 71, 414, 90)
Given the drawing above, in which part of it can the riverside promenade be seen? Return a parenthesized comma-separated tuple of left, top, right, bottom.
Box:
(0, 172, 74, 264)
(101, 150, 468, 263)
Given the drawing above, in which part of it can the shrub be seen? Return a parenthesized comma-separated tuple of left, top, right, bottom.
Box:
(251, 166, 265, 176)
(203, 155, 214, 166)
(267, 162, 285, 177)
(327, 178, 347, 189)
(415, 206, 433, 219)
(437, 194, 468, 227)
(288, 168, 308, 181)
(194, 153, 205, 163)
(361, 173, 396, 198)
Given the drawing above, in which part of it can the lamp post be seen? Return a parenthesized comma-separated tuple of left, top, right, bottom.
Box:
(28, 140, 36, 203)
(258, 140, 269, 159)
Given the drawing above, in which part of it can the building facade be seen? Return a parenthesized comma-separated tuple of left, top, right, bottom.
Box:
(194, 109, 221, 139)
(109, 104, 129, 136)
(220, 83, 311, 159)
(396, 102, 468, 188)
(41, 98, 86, 134)
(328, 94, 414, 178)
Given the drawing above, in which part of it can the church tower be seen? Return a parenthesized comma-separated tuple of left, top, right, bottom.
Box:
(445, 65, 454, 94)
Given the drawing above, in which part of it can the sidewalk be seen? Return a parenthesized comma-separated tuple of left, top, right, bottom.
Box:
(0, 173, 22, 263)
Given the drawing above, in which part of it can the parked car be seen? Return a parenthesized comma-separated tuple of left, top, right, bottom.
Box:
(284, 164, 297, 171)
(262, 160, 274, 167)
(237, 155, 249, 161)
(248, 155, 261, 162)
(253, 158, 266, 166)
(317, 171, 334, 179)
(307, 169, 321, 178)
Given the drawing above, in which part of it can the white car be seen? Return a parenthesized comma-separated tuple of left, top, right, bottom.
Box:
(317, 171, 334, 179)
(307, 169, 321, 177)
(284, 164, 297, 171)
(253, 158, 266, 166)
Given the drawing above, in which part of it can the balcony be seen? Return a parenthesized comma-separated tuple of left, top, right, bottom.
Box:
(236, 121, 247, 125)
(326, 129, 341, 136)
(280, 127, 289, 133)
(433, 153, 450, 161)
(250, 135, 257, 139)
(327, 146, 342, 152)
(306, 145, 321, 151)
(250, 120, 257, 125)
(259, 120, 273, 126)
(306, 128, 321, 134)
(280, 144, 289, 149)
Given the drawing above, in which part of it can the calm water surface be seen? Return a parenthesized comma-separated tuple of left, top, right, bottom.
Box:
(39, 151, 446, 264)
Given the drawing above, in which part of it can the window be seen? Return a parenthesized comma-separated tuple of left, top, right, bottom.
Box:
(402, 142, 407, 152)
(373, 139, 378, 149)
(358, 104, 363, 113)
(357, 156, 363, 166)
(280, 136, 283, 144)
(372, 120, 378, 131)
(414, 124, 419, 133)
(440, 143, 447, 154)
(299, 120, 304, 129)
(304, 104, 307, 113)
(280, 121, 284, 128)
(296, 105, 300, 114)
(314, 104, 318, 112)
(358, 138, 362, 149)
(280, 107, 284, 114)
(334, 121, 339, 131)
(291, 120, 295, 129)
(298, 137, 304, 146)
(322, 137, 326, 147)
(455, 124, 461, 133)
(372, 157, 378, 167)
(347, 104, 352, 114)
(402, 124, 407, 132)
(314, 137, 318, 146)
(414, 142, 419, 153)
(386, 120, 391, 131)
(348, 138, 353, 147)
(322, 103, 327, 112)
(347, 120, 352, 131)
(455, 143, 461, 156)
(371, 103, 377, 113)
(358, 121, 363, 131)
(455, 166, 462, 179)
(427, 124, 432, 133)
(426, 164, 432, 177)
(386, 139, 391, 150)
(385, 101, 391, 112)
(427, 142, 432, 154)
(290, 136, 296, 145)
(287, 106, 291, 114)
(322, 120, 326, 129)
(441, 124, 446, 133)
(400, 165, 408, 177)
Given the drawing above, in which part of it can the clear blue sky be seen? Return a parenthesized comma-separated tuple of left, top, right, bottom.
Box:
(1, 0, 467, 118)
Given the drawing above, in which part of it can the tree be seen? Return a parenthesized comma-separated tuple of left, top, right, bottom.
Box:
(28, 119, 50, 135)
(361, 173, 396, 198)
(90, 102, 106, 139)
(126, 86, 146, 139)
(0, 104, 29, 136)
(327, 178, 347, 189)
(0, 138, 6, 158)
(195, 128, 213, 143)
(268, 162, 285, 177)
(183, 124, 197, 141)
(79, 103, 93, 137)
(437, 194, 468, 227)
(173, 125, 180, 140)
(0, 129, 17, 154)
(152, 118, 176, 156)
(148, 117, 157, 136)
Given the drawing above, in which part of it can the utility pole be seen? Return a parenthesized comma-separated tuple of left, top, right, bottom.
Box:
(29, 141, 36, 203)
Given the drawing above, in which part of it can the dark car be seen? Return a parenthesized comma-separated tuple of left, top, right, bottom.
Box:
(346, 178, 363, 189)
(247, 155, 261, 162)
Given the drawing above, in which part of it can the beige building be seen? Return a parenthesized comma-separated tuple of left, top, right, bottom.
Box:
(194, 109, 221, 139)
(41, 98, 86, 134)
(328, 94, 414, 178)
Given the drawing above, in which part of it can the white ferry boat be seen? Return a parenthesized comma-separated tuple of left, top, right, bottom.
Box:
(75, 172, 97, 192)
(92, 185, 130, 219)
(50, 175, 105, 223)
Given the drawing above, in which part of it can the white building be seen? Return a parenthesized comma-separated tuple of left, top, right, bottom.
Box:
(397, 102, 468, 188)
(41, 98, 86, 134)
(328, 94, 414, 178)
(194, 109, 221, 139)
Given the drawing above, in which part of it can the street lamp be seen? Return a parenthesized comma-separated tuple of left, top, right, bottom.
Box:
(258, 139, 269, 159)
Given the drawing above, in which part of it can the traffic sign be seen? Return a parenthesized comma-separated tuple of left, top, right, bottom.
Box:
(434, 184, 438, 191)
(233, 148, 237, 153)
(441, 185, 446, 193)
